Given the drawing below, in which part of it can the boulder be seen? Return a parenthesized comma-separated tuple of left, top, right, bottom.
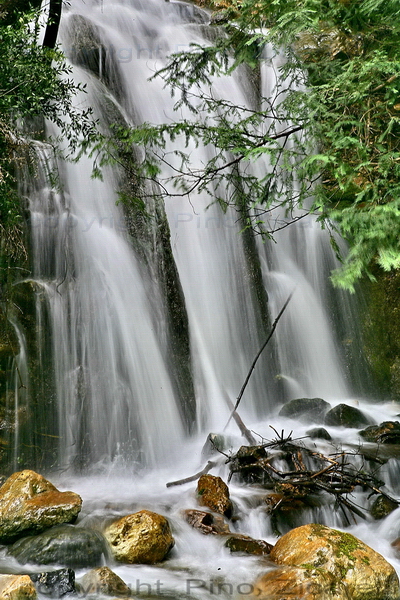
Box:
(306, 427, 332, 440)
(196, 474, 233, 517)
(279, 398, 331, 423)
(0, 470, 82, 544)
(79, 567, 130, 597)
(324, 404, 372, 428)
(29, 569, 75, 597)
(224, 534, 272, 556)
(0, 575, 37, 600)
(250, 566, 349, 600)
(8, 524, 107, 568)
(182, 509, 230, 535)
(104, 510, 174, 564)
(269, 523, 399, 600)
(360, 421, 400, 444)
(370, 495, 399, 520)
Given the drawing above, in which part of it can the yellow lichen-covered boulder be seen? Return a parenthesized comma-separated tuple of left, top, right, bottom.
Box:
(0, 470, 82, 544)
(0, 575, 37, 600)
(250, 566, 349, 600)
(269, 523, 399, 600)
(196, 474, 233, 517)
(80, 567, 130, 597)
(104, 510, 174, 564)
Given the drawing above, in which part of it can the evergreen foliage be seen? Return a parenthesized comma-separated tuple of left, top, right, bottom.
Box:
(106, 0, 400, 289)
(0, 6, 94, 254)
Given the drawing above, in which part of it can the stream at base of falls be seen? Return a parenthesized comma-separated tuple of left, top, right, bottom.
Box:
(3, 399, 400, 599)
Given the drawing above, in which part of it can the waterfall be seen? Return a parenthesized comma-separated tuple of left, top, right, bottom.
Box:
(13, 0, 364, 473)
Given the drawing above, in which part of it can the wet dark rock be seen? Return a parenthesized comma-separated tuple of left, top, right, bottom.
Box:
(197, 474, 233, 518)
(182, 509, 230, 535)
(360, 421, 400, 444)
(29, 569, 75, 597)
(8, 524, 108, 568)
(279, 398, 331, 423)
(306, 427, 332, 441)
(324, 403, 372, 428)
(370, 495, 399, 520)
(224, 534, 273, 555)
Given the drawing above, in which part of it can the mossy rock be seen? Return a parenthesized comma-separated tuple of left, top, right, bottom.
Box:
(269, 523, 399, 600)
(370, 495, 399, 520)
(360, 421, 400, 444)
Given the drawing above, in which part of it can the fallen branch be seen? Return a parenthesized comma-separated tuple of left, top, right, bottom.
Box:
(166, 460, 217, 488)
(224, 290, 295, 430)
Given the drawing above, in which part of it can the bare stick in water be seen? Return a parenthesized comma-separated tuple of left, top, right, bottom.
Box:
(166, 460, 217, 488)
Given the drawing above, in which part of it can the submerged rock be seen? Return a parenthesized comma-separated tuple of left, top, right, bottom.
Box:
(269, 523, 399, 600)
(279, 397, 331, 423)
(360, 421, 400, 444)
(29, 569, 75, 597)
(306, 427, 332, 440)
(197, 474, 233, 517)
(224, 534, 272, 556)
(182, 509, 230, 535)
(0, 470, 82, 544)
(79, 567, 130, 597)
(8, 524, 107, 568)
(324, 404, 372, 428)
(104, 510, 174, 564)
(370, 495, 399, 520)
(0, 575, 37, 600)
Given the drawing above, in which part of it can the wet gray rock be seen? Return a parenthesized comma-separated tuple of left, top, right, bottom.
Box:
(306, 427, 332, 440)
(324, 403, 372, 428)
(8, 524, 108, 568)
(29, 569, 75, 597)
(279, 398, 331, 423)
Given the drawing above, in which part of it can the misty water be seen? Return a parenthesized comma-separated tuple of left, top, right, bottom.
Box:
(7, 0, 400, 596)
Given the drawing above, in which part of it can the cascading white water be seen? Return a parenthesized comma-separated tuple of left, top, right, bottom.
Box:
(19, 0, 360, 470)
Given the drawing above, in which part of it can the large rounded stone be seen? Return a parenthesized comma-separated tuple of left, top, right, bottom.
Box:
(0, 575, 37, 600)
(0, 470, 82, 544)
(250, 566, 349, 600)
(196, 474, 233, 517)
(104, 510, 174, 564)
(269, 523, 399, 600)
(8, 524, 108, 568)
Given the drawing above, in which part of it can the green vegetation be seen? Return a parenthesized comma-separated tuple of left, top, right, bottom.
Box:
(107, 0, 400, 290)
(0, 3, 94, 254)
